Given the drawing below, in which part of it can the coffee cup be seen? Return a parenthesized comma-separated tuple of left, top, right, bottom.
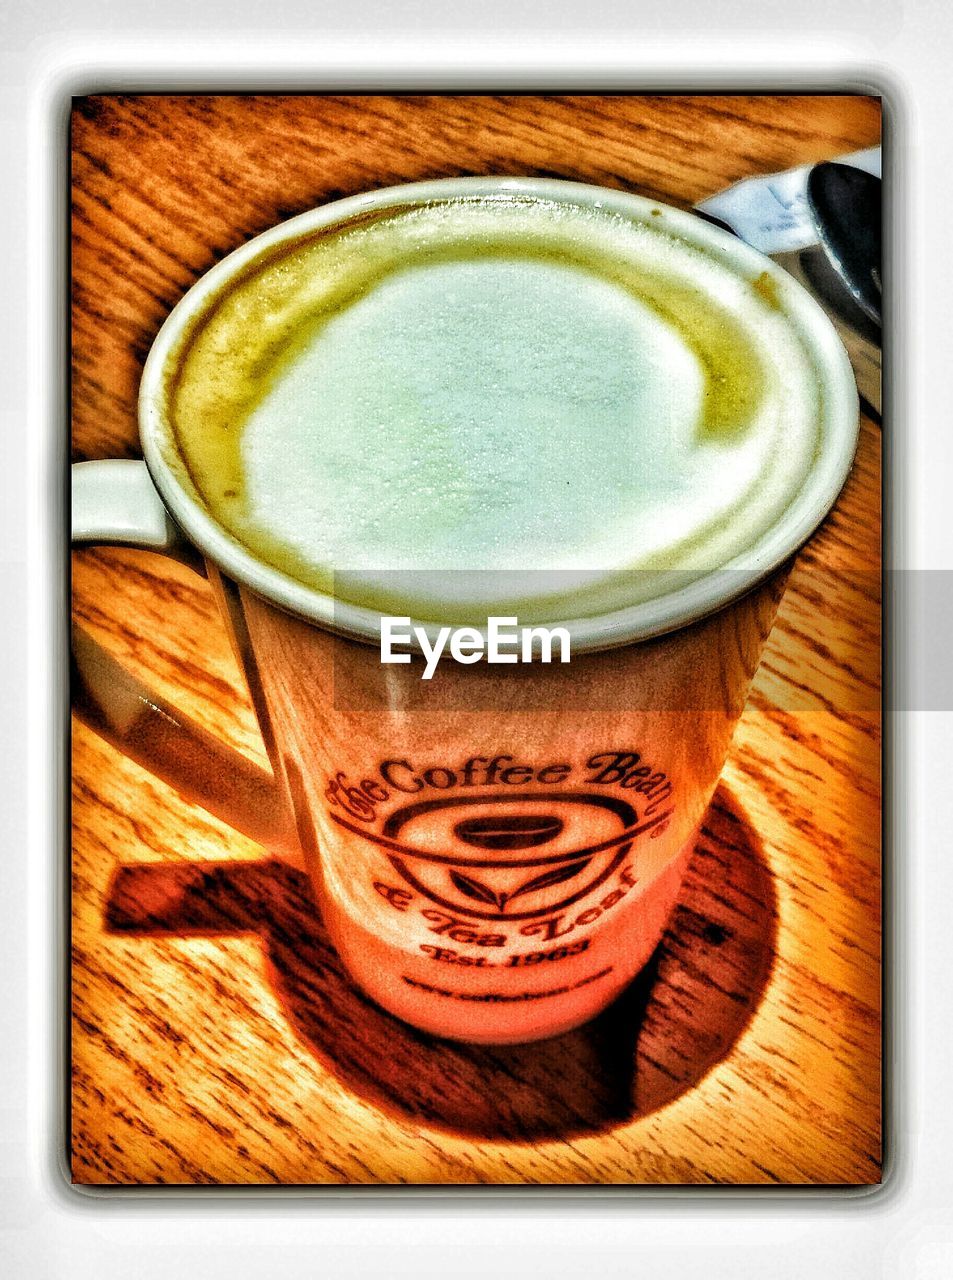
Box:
(72, 176, 858, 1043)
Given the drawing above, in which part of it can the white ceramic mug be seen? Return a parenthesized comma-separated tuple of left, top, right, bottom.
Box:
(72, 177, 858, 1043)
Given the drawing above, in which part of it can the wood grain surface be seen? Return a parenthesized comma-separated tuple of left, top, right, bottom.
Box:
(70, 94, 882, 1186)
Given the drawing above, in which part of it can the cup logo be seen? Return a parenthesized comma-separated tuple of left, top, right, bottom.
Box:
(331, 791, 666, 921)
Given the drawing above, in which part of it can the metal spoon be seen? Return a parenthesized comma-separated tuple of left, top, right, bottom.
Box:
(806, 161, 882, 328)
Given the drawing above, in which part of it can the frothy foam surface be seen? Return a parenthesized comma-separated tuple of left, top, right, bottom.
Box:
(168, 196, 822, 621)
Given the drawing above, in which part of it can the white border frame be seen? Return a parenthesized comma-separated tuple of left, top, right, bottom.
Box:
(6, 17, 940, 1280)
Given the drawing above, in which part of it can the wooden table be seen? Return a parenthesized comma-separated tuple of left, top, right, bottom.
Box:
(70, 94, 882, 1186)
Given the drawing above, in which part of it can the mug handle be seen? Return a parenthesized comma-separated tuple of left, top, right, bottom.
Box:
(71, 459, 296, 851)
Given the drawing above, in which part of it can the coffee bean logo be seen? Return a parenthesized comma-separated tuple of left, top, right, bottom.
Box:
(453, 814, 565, 850)
(329, 792, 671, 921)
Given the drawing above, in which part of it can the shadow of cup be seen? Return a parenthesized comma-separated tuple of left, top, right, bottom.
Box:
(104, 782, 776, 1140)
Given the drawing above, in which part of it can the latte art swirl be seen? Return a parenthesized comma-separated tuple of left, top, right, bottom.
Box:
(164, 195, 824, 622)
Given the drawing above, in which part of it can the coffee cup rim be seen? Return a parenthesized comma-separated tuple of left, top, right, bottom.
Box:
(139, 174, 860, 653)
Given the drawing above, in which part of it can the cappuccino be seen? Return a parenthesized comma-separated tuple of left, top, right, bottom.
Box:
(165, 194, 823, 622)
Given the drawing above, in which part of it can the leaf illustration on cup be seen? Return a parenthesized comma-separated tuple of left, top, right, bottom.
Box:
(449, 857, 593, 913)
(507, 857, 593, 904)
(449, 869, 506, 910)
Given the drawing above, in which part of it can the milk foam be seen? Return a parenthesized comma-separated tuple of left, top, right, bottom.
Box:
(169, 197, 822, 620)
